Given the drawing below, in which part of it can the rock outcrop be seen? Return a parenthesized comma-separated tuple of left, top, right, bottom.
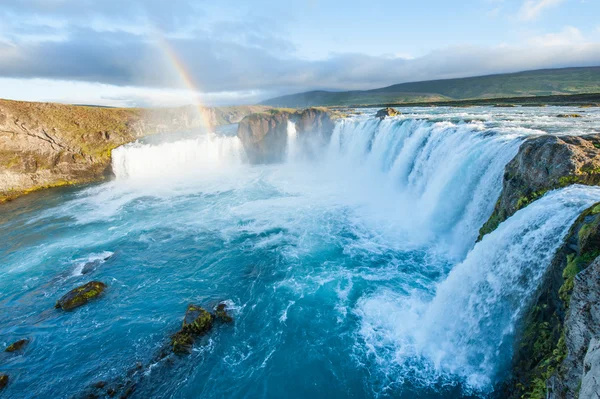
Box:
(479, 134, 600, 238)
(236, 107, 337, 163)
(0, 99, 267, 203)
(0, 374, 8, 391)
(5, 338, 29, 353)
(505, 204, 600, 398)
(55, 281, 106, 311)
(554, 257, 600, 398)
(375, 107, 400, 119)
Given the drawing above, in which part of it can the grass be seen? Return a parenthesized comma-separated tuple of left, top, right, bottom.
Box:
(262, 66, 600, 107)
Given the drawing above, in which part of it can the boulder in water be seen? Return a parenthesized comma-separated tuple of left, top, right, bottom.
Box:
(557, 113, 582, 118)
(181, 304, 213, 335)
(375, 107, 400, 119)
(5, 338, 29, 353)
(55, 281, 106, 311)
(0, 374, 8, 391)
(172, 304, 214, 354)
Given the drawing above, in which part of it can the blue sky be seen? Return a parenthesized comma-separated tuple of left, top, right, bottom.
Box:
(0, 0, 599, 106)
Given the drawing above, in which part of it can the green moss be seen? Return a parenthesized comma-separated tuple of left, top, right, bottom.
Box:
(516, 190, 548, 211)
(559, 251, 600, 304)
(171, 331, 194, 354)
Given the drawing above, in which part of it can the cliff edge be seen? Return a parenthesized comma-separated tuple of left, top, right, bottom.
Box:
(0, 99, 266, 202)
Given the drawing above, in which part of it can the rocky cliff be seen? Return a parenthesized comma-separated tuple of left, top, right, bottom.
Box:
(0, 99, 267, 202)
(236, 107, 337, 163)
(479, 134, 600, 239)
(483, 134, 600, 398)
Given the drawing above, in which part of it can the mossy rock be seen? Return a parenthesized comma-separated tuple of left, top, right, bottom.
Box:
(181, 304, 213, 335)
(0, 374, 8, 390)
(171, 331, 195, 354)
(55, 281, 106, 311)
(5, 338, 29, 353)
(214, 303, 233, 323)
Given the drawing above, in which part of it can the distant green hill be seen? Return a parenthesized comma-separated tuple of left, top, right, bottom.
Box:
(262, 66, 600, 107)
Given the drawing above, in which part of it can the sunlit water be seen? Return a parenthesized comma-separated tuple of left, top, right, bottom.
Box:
(1, 106, 600, 398)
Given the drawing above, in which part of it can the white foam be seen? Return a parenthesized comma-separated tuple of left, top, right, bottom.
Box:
(356, 185, 600, 391)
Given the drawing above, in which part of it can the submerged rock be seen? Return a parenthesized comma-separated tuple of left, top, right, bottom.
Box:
(557, 113, 582, 118)
(55, 281, 106, 311)
(214, 303, 233, 323)
(375, 107, 400, 119)
(5, 338, 29, 353)
(81, 253, 113, 275)
(0, 374, 8, 390)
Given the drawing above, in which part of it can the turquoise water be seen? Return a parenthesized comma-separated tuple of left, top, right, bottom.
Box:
(2, 109, 600, 398)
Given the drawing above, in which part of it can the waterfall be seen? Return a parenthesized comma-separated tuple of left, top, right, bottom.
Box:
(325, 118, 524, 256)
(111, 133, 244, 180)
(286, 121, 298, 162)
(357, 185, 600, 391)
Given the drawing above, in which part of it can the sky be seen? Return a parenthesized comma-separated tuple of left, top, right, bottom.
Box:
(0, 0, 599, 107)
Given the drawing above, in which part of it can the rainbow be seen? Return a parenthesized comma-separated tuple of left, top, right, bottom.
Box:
(153, 32, 214, 130)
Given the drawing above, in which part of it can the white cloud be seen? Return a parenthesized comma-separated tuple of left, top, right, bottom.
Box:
(518, 0, 565, 20)
(527, 26, 586, 46)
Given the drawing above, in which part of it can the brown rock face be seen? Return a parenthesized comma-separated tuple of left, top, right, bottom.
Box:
(479, 134, 600, 238)
(237, 108, 335, 163)
(236, 110, 293, 163)
(375, 107, 400, 119)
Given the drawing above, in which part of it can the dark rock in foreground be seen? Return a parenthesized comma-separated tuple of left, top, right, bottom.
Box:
(82, 302, 234, 398)
(5, 338, 29, 353)
(375, 107, 400, 119)
(55, 281, 106, 311)
(0, 374, 8, 390)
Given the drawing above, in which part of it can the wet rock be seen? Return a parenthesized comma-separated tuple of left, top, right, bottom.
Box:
(5, 338, 29, 352)
(375, 107, 400, 119)
(171, 304, 214, 354)
(181, 304, 214, 335)
(81, 253, 113, 275)
(0, 374, 8, 390)
(479, 134, 600, 239)
(55, 281, 106, 311)
(557, 113, 582, 118)
(214, 303, 233, 323)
